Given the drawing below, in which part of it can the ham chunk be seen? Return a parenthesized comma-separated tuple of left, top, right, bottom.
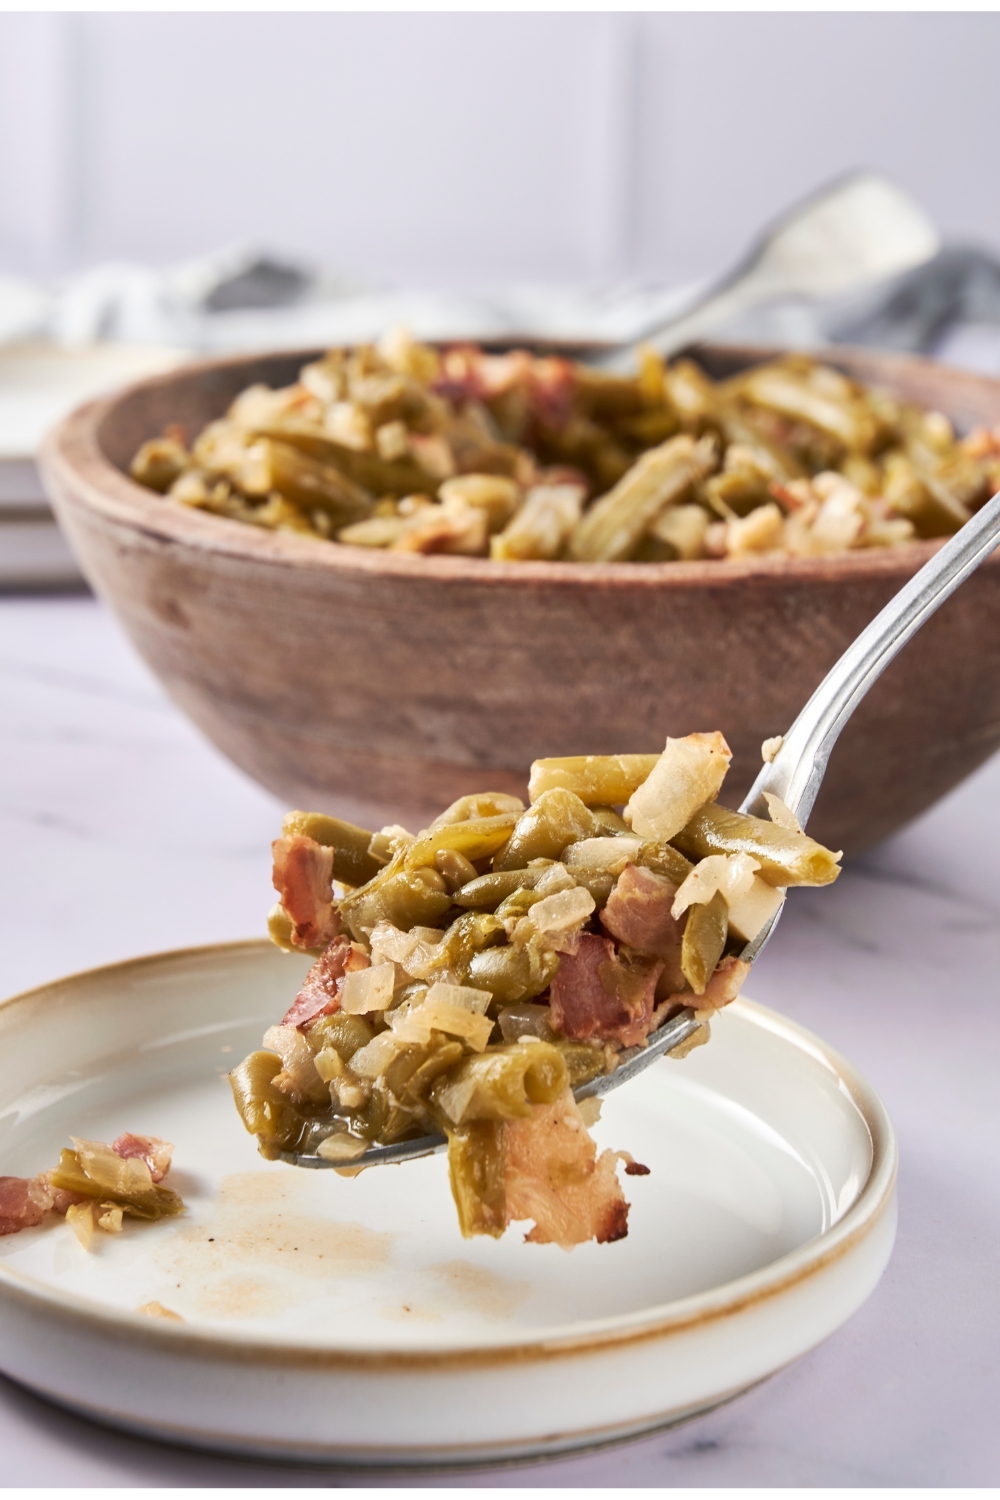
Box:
(0, 1175, 53, 1236)
(550, 932, 662, 1049)
(505, 1090, 630, 1247)
(601, 863, 686, 993)
(110, 1134, 173, 1183)
(281, 935, 371, 1029)
(272, 834, 339, 950)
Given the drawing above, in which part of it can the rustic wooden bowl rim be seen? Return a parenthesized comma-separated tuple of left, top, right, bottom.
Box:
(41, 341, 1000, 592)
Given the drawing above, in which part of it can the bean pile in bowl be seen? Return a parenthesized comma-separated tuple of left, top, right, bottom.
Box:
(129, 330, 1000, 565)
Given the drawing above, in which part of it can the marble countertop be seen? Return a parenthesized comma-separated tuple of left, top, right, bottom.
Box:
(2, 594, 998, 1486)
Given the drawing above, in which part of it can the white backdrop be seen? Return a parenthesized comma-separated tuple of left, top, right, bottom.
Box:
(2, 12, 1000, 290)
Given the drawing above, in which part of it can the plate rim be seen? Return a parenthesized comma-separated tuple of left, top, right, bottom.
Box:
(0, 939, 897, 1372)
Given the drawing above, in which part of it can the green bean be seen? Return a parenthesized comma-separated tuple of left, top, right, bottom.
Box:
(430, 791, 525, 826)
(447, 1122, 506, 1239)
(673, 802, 841, 886)
(735, 366, 881, 454)
(467, 938, 559, 1005)
(494, 887, 546, 923)
(569, 434, 717, 562)
(341, 1087, 390, 1142)
(252, 421, 431, 498)
(703, 467, 770, 518)
(589, 805, 633, 834)
(430, 1041, 568, 1125)
(555, 1039, 607, 1088)
(453, 868, 546, 910)
(434, 848, 480, 891)
(281, 810, 384, 887)
(527, 756, 660, 807)
(384, 1036, 465, 1111)
(229, 1050, 316, 1157)
(435, 911, 507, 977)
(406, 812, 520, 871)
(494, 790, 595, 870)
(559, 865, 616, 908)
(305, 1012, 374, 1061)
(680, 891, 728, 996)
(47, 1149, 183, 1220)
(882, 452, 968, 538)
(341, 868, 453, 939)
(635, 840, 694, 886)
(259, 439, 373, 526)
(497, 1003, 557, 1043)
(129, 437, 189, 494)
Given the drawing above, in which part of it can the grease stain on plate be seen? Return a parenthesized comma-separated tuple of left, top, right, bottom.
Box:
(377, 1259, 530, 1326)
(149, 1169, 394, 1319)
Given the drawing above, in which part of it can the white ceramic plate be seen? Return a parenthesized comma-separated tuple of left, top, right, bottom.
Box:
(0, 942, 896, 1465)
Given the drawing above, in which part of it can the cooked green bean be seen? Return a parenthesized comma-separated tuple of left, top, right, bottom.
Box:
(447, 1122, 506, 1238)
(342, 868, 453, 938)
(281, 810, 384, 887)
(680, 890, 729, 995)
(137, 341, 999, 566)
(406, 812, 521, 871)
(494, 790, 595, 869)
(635, 840, 694, 886)
(673, 802, 841, 887)
(467, 939, 559, 1005)
(453, 868, 546, 910)
(528, 754, 660, 807)
(48, 1149, 183, 1220)
(569, 434, 718, 562)
(430, 1041, 568, 1125)
(229, 1051, 316, 1157)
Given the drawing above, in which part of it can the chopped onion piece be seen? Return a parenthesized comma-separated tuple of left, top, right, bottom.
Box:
(369, 920, 448, 980)
(424, 981, 492, 1014)
(66, 1201, 95, 1249)
(763, 792, 802, 833)
(348, 1030, 405, 1079)
(671, 853, 759, 919)
(316, 1133, 370, 1162)
(625, 732, 732, 842)
(71, 1138, 153, 1198)
(527, 886, 595, 935)
(391, 993, 494, 1052)
(726, 876, 785, 943)
(563, 837, 642, 873)
(339, 962, 395, 1014)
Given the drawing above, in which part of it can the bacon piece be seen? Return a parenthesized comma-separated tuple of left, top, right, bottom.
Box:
(527, 358, 576, 430)
(505, 1090, 630, 1247)
(658, 955, 749, 1018)
(698, 955, 750, 1009)
(271, 834, 339, 950)
(111, 1134, 173, 1184)
(0, 1175, 53, 1236)
(601, 863, 686, 993)
(281, 935, 371, 1029)
(550, 932, 662, 1049)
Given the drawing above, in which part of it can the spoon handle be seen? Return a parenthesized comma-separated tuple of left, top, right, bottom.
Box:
(742, 486, 1000, 829)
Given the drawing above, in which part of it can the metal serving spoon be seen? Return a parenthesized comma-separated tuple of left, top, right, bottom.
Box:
(590, 171, 940, 374)
(288, 487, 1000, 1170)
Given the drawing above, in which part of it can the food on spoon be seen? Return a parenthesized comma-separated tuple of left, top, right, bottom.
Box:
(0, 1133, 184, 1246)
(129, 333, 1000, 562)
(231, 733, 842, 1247)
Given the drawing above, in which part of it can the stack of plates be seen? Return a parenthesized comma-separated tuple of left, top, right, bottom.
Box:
(0, 342, 188, 589)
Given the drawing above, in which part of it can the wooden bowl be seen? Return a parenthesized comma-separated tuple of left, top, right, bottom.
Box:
(38, 343, 1000, 857)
